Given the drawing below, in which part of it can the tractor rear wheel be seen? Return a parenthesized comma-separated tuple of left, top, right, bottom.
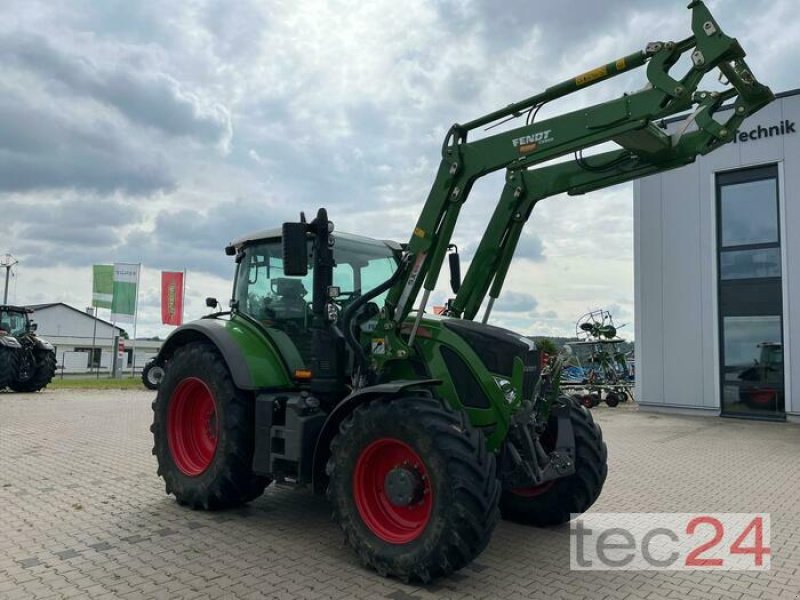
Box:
(151, 342, 269, 509)
(0, 346, 18, 389)
(500, 398, 607, 526)
(8, 350, 56, 392)
(327, 395, 500, 582)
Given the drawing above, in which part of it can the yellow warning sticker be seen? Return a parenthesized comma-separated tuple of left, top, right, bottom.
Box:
(575, 66, 608, 86)
(615, 57, 626, 71)
(413, 227, 426, 238)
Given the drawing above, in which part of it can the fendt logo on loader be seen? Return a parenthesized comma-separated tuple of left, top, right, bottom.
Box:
(512, 129, 553, 153)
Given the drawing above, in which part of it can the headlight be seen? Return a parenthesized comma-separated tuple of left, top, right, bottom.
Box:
(493, 376, 517, 404)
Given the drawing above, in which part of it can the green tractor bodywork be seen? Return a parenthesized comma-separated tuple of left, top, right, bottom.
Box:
(152, 1, 773, 582)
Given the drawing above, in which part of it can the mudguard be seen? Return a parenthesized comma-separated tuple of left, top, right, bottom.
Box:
(32, 336, 54, 352)
(0, 336, 21, 349)
(311, 379, 441, 493)
(157, 316, 294, 390)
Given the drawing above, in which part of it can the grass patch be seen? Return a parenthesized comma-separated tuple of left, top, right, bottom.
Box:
(49, 377, 147, 390)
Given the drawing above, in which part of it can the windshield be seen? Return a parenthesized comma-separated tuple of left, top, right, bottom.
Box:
(233, 235, 398, 323)
(0, 309, 27, 336)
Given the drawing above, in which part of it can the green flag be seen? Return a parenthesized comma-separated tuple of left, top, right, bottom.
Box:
(92, 265, 113, 308)
(111, 263, 140, 322)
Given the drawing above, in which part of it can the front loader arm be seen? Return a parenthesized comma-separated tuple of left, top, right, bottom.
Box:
(375, 0, 772, 366)
(452, 88, 760, 320)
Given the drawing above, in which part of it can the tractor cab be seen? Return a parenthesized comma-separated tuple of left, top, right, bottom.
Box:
(227, 228, 401, 367)
(0, 305, 31, 337)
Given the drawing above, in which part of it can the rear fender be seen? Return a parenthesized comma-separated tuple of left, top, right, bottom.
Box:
(311, 379, 441, 493)
(158, 317, 293, 390)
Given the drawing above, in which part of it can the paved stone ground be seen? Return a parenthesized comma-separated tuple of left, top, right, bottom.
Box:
(1, 389, 798, 600)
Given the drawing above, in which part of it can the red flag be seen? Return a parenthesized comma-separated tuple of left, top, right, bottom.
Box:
(161, 271, 184, 326)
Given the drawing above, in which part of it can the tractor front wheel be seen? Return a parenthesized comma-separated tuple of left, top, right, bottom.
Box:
(151, 342, 269, 509)
(8, 350, 56, 392)
(327, 396, 500, 582)
(500, 398, 607, 526)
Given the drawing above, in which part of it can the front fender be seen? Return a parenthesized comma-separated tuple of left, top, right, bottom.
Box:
(31, 336, 54, 352)
(158, 316, 293, 390)
(0, 336, 21, 349)
(311, 379, 441, 493)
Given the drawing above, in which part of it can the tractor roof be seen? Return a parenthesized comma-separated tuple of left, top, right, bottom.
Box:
(0, 305, 32, 314)
(226, 228, 402, 256)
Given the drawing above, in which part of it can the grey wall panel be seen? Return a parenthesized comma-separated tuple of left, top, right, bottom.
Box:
(660, 163, 705, 407)
(779, 97, 800, 415)
(634, 176, 665, 404)
(635, 92, 800, 416)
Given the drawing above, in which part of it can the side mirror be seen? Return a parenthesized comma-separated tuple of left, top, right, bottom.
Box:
(30, 322, 38, 332)
(282, 222, 308, 276)
(448, 247, 461, 294)
(205, 297, 219, 309)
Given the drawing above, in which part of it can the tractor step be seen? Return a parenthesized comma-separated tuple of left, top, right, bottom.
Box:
(252, 392, 326, 484)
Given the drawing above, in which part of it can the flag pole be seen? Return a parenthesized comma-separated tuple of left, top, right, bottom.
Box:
(90, 307, 98, 377)
(182, 268, 187, 324)
(130, 263, 141, 378)
(110, 309, 116, 379)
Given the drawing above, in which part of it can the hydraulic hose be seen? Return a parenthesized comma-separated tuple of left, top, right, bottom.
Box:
(341, 259, 408, 383)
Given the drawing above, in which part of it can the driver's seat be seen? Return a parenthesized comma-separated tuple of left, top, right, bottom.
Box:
(272, 278, 308, 320)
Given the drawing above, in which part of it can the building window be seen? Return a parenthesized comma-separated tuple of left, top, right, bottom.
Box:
(74, 347, 102, 368)
(716, 165, 784, 419)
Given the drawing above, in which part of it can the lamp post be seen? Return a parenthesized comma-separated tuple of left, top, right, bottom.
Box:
(1, 254, 18, 305)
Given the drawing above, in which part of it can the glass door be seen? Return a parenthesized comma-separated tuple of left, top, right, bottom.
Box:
(717, 165, 785, 419)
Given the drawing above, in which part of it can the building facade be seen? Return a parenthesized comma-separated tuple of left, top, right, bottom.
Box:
(27, 303, 160, 374)
(634, 89, 799, 422)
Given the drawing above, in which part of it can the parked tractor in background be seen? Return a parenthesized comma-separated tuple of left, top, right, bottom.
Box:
(141, 358, 165, 390)
(0, 305, 57, 392)
(149, 1, 772, 581)
(738, 342, 784, 412)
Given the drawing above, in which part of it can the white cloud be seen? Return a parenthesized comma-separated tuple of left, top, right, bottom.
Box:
(0, 0, 792, 338)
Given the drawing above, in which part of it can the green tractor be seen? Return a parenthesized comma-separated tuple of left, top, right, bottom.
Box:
(0, 305, 57, 392)
(150, 1, 772, 581)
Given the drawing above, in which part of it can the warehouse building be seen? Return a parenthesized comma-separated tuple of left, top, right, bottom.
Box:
(26, 303, 160, 374)
(634, 89, 799, 422)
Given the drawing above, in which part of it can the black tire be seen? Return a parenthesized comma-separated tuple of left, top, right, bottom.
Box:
(500, 398, 607, 526)
(327, 396, 500, 582)
(605, 392, 620, 407)
(142, 360, 165, 390)
(0, 345, 18, 389)
(8, 350, 56, 392)
(151, 342, 270, 509)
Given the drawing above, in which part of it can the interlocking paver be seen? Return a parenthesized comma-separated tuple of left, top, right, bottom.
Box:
(1, 389, 799, 599)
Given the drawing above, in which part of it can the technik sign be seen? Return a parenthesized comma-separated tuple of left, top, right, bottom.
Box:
(733, 119, 796, 143)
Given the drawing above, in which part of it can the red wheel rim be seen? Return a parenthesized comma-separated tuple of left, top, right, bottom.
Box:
(353, 438, 432, 544)
(749, 388, 777, 405)
(511, 426, 557, 497)
(167, 377, 218, 476)
(511, 480, 555, 498)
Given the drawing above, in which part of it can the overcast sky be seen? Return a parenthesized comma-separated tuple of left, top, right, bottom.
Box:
(1, 0, 795, 340)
